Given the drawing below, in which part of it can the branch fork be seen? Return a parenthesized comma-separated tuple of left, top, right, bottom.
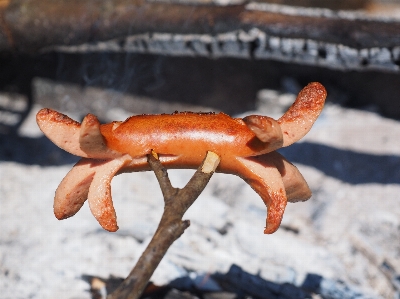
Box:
(108, 150, 220, 299)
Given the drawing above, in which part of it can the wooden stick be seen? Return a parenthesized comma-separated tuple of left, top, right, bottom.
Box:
(107, 150, 220, 299)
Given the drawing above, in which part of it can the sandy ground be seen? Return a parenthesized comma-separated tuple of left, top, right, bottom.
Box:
(0, 87, 399, 298)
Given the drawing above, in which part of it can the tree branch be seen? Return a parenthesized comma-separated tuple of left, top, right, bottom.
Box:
(2, 0, 400, 53)
(147, 151, 177, 200)
(107, 151, 220, 299)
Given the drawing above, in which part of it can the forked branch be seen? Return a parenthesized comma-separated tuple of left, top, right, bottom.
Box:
(107, 150, 220, 299)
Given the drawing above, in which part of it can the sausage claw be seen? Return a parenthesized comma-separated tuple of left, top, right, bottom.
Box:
(36, 108, 87, 157)
(278, 82, 326, 147)
(80, 114, 122, 159)
(242, 115, 283, 153)
(236, 156, 287, 234)
(87, 155, 132, 232)
(54, 158, 96, 219)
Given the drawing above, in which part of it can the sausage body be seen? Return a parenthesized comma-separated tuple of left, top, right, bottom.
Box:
(101, 112, 266, 170)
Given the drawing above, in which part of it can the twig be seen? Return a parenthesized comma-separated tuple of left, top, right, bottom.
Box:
(107, 150, 220, 299)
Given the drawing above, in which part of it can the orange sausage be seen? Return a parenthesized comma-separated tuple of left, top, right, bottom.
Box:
(37, 82, 326, 234)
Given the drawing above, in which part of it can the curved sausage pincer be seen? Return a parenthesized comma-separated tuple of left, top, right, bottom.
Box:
(36, 82, 326, 234)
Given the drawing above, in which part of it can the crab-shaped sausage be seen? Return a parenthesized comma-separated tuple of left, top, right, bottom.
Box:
(36, 82, 326, 234)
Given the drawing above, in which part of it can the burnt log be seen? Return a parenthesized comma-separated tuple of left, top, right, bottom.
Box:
(1, 0, 400, 71)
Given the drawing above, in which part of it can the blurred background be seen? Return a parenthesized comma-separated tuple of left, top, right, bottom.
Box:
(0, 0, 399, 298)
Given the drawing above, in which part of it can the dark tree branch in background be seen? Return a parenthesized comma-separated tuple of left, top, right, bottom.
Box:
(2, 0, 400, 72)
(1, 0, 400, 52)
(107, 150, 220, 299)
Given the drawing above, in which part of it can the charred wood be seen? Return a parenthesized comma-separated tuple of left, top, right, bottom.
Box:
(1, 0, 400, 71)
